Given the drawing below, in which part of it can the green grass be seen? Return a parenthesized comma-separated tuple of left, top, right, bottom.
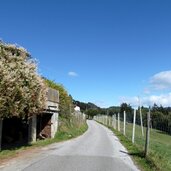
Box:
(0, 116, 88, 160)
(119, 122, 171, 171)
(101, 118, 171, 171)
(108, 126, 159, 171)
(0, 145, 32, 160)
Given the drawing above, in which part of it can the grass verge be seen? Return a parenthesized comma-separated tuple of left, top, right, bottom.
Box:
(119, 121, 171, 171)
(110, 127, 159, 171)
(99, 122, 160, 171)
(98, 116, 171, 171)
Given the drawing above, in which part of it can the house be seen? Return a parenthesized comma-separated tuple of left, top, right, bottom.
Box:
(74, 106, 80, 112)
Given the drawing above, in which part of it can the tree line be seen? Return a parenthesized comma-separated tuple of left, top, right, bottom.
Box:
(120, 103, 171, 135)
(75, 99, 171, 135)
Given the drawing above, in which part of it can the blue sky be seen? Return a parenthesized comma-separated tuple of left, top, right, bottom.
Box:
(1, 0, 171, 107)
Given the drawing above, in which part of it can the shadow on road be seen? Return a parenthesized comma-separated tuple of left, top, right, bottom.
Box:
(120, 150, 145, 158)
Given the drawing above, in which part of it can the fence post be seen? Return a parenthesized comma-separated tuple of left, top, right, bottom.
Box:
(140, 106, 144, 137)
(118, 113, 120, 131)
(114, 114, 116, 129)
(145, 108, 150, 157)
(132, 109, 136, 144)
(124, 111, 126, 136)
(110, 116, 112, 127)
(112, 115, 114, 128)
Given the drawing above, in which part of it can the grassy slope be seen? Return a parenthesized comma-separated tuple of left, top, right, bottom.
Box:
(119, 121, 171, 171)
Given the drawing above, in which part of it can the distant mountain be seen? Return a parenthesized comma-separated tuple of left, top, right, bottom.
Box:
(73, 100, 120, 115)
(73, 100, 100, 112)
(87, 102, 100, 109)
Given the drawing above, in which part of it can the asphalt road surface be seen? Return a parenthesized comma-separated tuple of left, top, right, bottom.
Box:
(1, 120, 140, 171)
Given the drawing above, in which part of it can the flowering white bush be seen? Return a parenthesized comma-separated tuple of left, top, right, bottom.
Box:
(0, 42, 47, 118)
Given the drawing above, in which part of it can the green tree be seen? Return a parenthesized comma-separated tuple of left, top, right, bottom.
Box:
(45, 79, 74, 118)
(120, 103, 133, 122)
(86, 109, 99, 119)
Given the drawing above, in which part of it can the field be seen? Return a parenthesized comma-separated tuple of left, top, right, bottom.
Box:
(94, 115, 171, 171)
(119, 120, 171, 171)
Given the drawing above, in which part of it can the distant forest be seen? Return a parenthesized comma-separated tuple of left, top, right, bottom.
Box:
(74, 100, 171, 135)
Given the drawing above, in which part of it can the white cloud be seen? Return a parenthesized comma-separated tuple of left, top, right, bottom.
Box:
(119, 71, 171, 108)
(142, 93, 171, 107)
(150, 70, 171, 90)
(120, 93, 171, 107)
(120, 96, 139, 108)
(68, 71, 78, 77)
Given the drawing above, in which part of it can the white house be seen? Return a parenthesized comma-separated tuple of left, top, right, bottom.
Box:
(74, 106, 80, 111)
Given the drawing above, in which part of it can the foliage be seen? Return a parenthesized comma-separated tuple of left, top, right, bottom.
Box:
(119, 103, 171, 135)
(45, 79, 74, 118)
(0, 42, 47, 118)
(55, 115, 87, 140)
(75, 100, 171, 135)
(119, 103, 133, 121)
(86, 108, 99, 119)
(118, 119, 171, 171)
(98, 116, 170, 171)
(73, 100, 100, 112)
(107, 125, 159, 171)
(151, 104, 171, 134)
(107, 106, 121, 116)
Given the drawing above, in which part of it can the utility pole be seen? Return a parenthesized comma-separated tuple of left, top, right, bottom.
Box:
(145, 107, 151, 157)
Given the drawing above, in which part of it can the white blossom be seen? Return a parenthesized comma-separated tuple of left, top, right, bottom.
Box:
(0, 42, 47, 118)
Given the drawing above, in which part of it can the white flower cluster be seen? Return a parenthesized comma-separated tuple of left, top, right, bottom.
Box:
(0, 42, 47, 118)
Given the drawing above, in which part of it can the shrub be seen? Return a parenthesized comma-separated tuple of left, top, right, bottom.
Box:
(0, 42, 47, 118)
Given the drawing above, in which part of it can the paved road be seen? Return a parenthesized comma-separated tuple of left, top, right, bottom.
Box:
(1, 120, 139, 171)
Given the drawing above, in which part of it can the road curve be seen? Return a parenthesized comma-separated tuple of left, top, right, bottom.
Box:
(1, 120, 139, 171)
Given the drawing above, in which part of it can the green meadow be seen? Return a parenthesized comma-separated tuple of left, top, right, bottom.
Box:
(119, 121, 171, 171)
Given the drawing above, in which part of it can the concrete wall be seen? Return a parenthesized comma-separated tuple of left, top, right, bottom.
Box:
(28, 115, 37, 143)
(29, 100, 59, 142)
(47, 88, 59, 103)
(45, 101, 59, 111)
(51, 112, 59, 138)
(44, 88, 59, 139)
